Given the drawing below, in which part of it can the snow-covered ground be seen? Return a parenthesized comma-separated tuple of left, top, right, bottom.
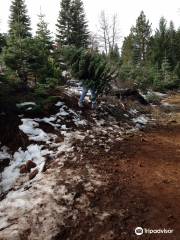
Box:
(0, 98, 90, 193)
(1, 88, 150, 192)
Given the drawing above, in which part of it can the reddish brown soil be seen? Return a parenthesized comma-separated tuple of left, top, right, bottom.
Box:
(61, 125, 180, 240)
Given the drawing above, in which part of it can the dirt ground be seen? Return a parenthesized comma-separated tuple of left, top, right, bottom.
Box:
(55, 95, 180, 240)
(1, 92, 180, 240)
(58, 124, 179, 240)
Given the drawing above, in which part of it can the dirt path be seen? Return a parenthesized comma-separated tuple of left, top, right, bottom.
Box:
(62, 124, 179, 240)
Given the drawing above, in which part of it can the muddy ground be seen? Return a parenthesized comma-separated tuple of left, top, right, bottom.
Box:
(0, 91, 180, 240)
(53, 95, 180, 240)
(57, 126, 179, 240)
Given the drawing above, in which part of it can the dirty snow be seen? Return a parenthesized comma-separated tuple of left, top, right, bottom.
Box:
(133, 115, 149, 125)
(55, 101, 64, 107)
(19, 119, 57, 142)
(9, 99, 87, 192)
(0, 146, 11, 160)
(16, 102, 36, 108)
(148, 91, 167, 98)
(0, 160, 102, 240)
(129, 108, 138, 115)
(0, 144, 51, 192)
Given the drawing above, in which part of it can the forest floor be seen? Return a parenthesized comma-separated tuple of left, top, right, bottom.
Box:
(0, 86, 180, 240)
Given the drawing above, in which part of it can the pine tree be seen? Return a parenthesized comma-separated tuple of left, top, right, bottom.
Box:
(175, 28, 180, 64)
(4, 0, 34, 86)
(56, 0, 89, 48)
(4, 37, 32, 85)
(109, 44, 120, 63)
(36, 12, 53, 52)
(56, 0, 72, 46)
(9, 0, 31, 38)
(4, 0, 31, 86)
(161, 56, 171, 83)
(167, 21, 176, 69)
(70, 0, 89, 48)
(131, 11, 152, 66)
(175, 62, 180, 79)
(31, 13, 55, 83)
(0, 34, 6, 53)
(121, 33, 134, 65)
(151, 17, 168, 68)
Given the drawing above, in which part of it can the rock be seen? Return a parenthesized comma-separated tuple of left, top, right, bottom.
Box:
(26, 160, 37, 172)
(20, 164, 28, 174)
(29, 169, 39, 180)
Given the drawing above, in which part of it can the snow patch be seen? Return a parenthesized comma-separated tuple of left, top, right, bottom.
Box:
(19, 119, 56, 142)
(129, 109, 138, 115)
(0, 144, 51, 192)
(16, 102, 36, 108)
(0, 146, 11, 160)
(133, 115, 148, 125)
(55, 101, 64, 107)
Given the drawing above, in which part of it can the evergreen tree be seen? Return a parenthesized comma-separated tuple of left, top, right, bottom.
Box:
(167, 21, 176, 69)
(152, 64, 162, 89)
(27, 38, 51, 84)
(131, 11, 152, 65)
(161, 56, 171, 83)
(174, 62, 180, 79)
(109, 44, 121, 63)
(36, 12, 53, 52)
(70, 0, 89, 48)
(9, 0, 31, 38)
(175, 28, 180, 64)
(32, 13, 54, 83)
(4, 0, 33, 86)
(56, 0, 89, 48)
(151, 17, 168, 68)
(0, 34, 6, 53)
(4, 0, 32, 86)
(121, 33, 134, 65)
(4, 36, 32, 85)
(56, 0, 72, 46)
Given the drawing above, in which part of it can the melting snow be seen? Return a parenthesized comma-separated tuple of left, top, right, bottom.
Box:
(129, 109, 138, 115)
(16, 102, 36, 108)
(133, 115, 148, 125)
(0, 146, 11, 160)
(0, 145, 51, 192)
(19, 119, 56, 142)
(55, 101, 64, 107)
(57, 108, 69, 117)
